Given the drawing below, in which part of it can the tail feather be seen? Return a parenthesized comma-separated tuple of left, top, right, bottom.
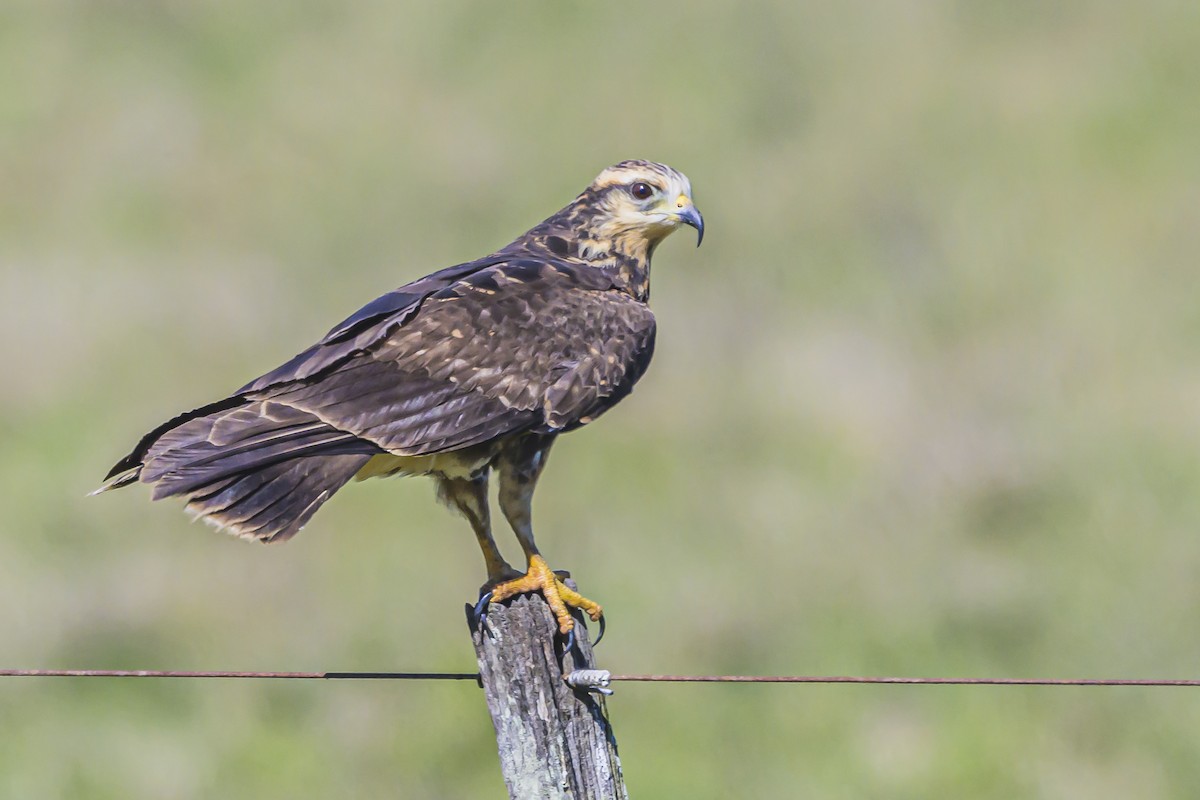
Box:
(183, 454, 371, 542)
(100, 398, 381, 542)
(146, 426, 375, 496)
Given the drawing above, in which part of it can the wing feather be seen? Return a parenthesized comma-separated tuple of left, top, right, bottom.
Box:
(101, 250, 656, 543)
(251, 261, 656, 452)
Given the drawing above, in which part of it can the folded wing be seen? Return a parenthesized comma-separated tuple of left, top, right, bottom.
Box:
(101, 256, 655, 541)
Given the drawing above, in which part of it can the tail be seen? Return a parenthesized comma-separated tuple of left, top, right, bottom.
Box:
(97, 398, 380, 542)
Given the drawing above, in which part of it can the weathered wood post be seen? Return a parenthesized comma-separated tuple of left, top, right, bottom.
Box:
(468, 593, 628, 799)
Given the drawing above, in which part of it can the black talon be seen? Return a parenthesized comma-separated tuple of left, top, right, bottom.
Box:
(594, 613, 606, 646)
(472, 591, 494, 638)
(563, 626, 577, 661)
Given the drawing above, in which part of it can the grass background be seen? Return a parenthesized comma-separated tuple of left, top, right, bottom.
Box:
(3, 1, 1200, 797)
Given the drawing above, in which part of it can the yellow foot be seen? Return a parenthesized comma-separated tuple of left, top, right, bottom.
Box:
(488, 554, 603, 634)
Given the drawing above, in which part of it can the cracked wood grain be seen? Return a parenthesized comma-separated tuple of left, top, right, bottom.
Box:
(468, 593, 627, 799)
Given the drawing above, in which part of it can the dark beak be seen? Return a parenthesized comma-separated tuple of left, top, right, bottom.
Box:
(677, 205, 705, 247)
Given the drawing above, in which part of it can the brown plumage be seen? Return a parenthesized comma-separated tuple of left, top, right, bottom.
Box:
(98, 160, 703, 634)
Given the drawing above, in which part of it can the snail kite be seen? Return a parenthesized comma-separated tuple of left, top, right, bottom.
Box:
(97, 160, 704, 637)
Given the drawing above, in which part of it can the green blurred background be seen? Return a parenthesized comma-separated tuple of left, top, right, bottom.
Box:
(3, 1, 1200, 797)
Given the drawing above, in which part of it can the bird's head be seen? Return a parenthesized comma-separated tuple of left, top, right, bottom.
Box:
(571, 160, 704, 257)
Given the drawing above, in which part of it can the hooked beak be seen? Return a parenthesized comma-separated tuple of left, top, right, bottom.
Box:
(674, 195, 705, 247)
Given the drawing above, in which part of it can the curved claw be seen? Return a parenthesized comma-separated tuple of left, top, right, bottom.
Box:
(594, 613, 606, 646)
(472, 591, 494, 638)
(562, 626, 577, 661)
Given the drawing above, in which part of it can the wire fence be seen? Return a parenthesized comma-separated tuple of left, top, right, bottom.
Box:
(4, 668, 1200, 687)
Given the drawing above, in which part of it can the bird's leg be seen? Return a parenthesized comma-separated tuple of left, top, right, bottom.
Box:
(435, 474, 518, 585)
(486, 436, 603, 636)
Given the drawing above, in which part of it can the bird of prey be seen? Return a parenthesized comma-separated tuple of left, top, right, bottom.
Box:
(97, 160, 703, 640)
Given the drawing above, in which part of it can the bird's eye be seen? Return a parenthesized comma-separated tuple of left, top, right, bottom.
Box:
(630, 182, 655, 200)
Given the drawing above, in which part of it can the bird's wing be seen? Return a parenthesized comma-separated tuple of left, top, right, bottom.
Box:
(260, 258, 657, 454)
(105, 256, 657, 487)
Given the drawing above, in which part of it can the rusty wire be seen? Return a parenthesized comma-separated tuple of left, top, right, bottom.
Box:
(604, 674, 1200, 686)
(3, 668, 1200, 687)
(0, 669, 477, 680)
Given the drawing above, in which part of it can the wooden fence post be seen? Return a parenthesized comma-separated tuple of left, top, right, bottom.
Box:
(467, 593, 628, 799)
